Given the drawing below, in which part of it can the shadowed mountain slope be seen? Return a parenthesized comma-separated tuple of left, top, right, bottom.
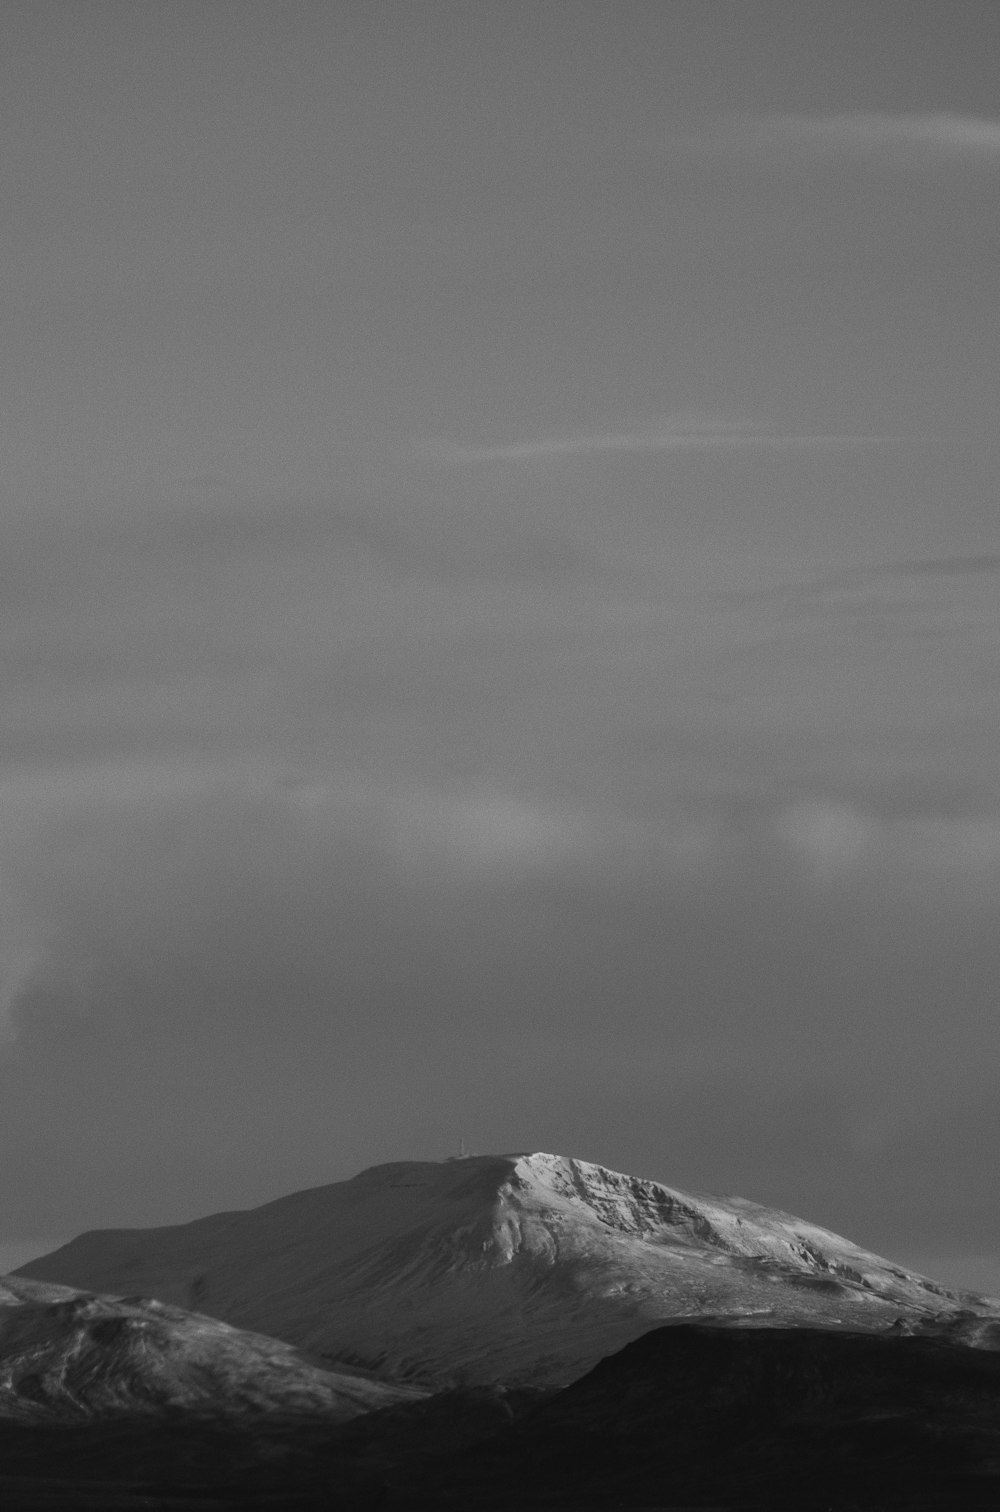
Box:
(18, 1152, 1000, 1388)
(392, 1322, 1000, 1510)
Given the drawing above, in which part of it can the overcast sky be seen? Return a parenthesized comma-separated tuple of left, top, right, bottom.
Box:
(1, 1, 998, 1292)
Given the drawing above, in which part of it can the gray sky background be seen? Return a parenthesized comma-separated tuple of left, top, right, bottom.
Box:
(1, 1, 999, 1291)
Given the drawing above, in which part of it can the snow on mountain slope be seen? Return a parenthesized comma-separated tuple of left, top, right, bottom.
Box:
(17, 1153, 999, 1388)
(0, 1273, 422, 1423)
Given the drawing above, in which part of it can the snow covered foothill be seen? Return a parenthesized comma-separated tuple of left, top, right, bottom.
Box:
(17, 1153, 1000, 1388)
(0, 1273, 423, 1423)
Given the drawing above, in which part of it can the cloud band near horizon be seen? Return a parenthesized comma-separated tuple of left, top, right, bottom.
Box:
(420, 423, 910, 466)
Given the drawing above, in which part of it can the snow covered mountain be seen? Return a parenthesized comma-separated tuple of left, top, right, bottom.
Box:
(0, 1273, 421, 1423)
(17, 1152, 998, 1388)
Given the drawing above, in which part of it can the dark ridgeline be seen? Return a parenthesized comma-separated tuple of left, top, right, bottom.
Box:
(3, 1323, 1000, 1509)
(403, 1323, 1000, 1510)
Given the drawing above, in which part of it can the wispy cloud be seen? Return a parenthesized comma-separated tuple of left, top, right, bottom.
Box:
(777, 799, 1000, 891)
(880, 553, 1000, 579)
(419, 415, 902, 466)
(681, 112, 1000, 164)
(719, 552, 1000, 608)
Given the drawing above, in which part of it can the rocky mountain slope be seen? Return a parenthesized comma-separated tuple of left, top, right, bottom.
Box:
(0, 1273, 421, 1424)
(19, 1152, 997, 1388)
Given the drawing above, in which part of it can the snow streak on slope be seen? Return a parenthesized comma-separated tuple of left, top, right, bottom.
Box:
(0, 1274, 422, 1423)
(17, 1154, 999, 1388)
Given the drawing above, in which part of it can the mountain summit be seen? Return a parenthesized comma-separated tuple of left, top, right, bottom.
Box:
(17, 1152, 995, 1387)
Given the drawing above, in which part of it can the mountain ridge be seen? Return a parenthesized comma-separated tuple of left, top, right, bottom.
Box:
(18, 1151, 999, 1388)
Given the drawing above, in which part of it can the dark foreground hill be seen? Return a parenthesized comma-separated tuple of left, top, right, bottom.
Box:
(4, 1322, 1000, 1509)
(397, 1322, 1000, 1510)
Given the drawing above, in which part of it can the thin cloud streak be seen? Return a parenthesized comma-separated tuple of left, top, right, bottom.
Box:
(880, 553, 1000, 579)
(717, 552, 1000, 606)
(421, 424, 905, 466)
(681, 112, 1000, 163)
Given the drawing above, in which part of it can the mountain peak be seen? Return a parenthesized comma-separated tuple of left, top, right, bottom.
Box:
(17, 1151, 994, 1388)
